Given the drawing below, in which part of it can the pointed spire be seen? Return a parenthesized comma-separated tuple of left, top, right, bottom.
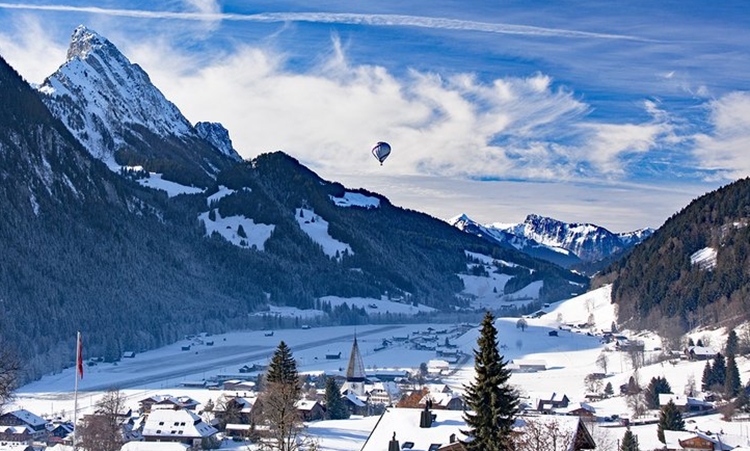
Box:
(346, 333, 366, 382)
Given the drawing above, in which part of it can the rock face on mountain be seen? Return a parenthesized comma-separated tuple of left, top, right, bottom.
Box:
(38, 25, 237, 187)
(450, 213, 653, 269)
(196, 121, 242, 161)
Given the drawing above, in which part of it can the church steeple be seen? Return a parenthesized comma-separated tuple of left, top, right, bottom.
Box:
(345, 334, 366, 395)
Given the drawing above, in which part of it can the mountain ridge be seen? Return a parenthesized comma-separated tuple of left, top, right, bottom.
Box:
(449, 213, 653, 270)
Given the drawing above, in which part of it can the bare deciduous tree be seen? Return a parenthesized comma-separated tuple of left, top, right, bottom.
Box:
(256, 382, 308, 451)
(0, 347, 20, 412)
(514, 417, 573, 451)
(596, 353, 609, 375)
(78, 388, 128, 451)
(626, 391, 647, 419)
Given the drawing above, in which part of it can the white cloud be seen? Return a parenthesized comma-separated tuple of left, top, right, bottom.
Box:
(0, 15, 67, 84)
(693, 91, 750, 178)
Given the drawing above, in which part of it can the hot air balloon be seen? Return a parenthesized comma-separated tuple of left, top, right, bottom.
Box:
(371, 141, 391, 165)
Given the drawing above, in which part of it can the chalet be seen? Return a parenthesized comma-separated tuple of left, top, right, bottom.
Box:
(325, 351, 342, 360)
(45, 421, 74, 444)
(295, 399, 325, 421)
(0, 426, 34, 445)
(141, 406, 217, 444)
(214, 396, 255, 425)
(122, 351, 136, 358)
(686, 346, 719, 361)
(548, 330, 559, 337)
(659, 394, 714, 413)
(509, 360, 547, 373)
(120, 442, 189, 451)
(663, 430, 740, 451)
(559, 402, 596, 419)
(222, 379, 256, 391)
(419, 392, 464, 411)
(138, 395, 200, 413)
(359, 407, 595, 451)
(527, 392, 570, 413)
(342, 392, 368, 416)
(0, 410, 47, 439)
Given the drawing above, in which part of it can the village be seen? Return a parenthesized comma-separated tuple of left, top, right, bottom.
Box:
(3, 287, 750, 451)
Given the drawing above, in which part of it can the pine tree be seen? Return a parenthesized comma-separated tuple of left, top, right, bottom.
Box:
(604, 382, 614, 397)
(324, 377, 349, 420)
(258, 341, 303, 451)
(462, 311, 518, 451)
(620, 427, 640, 451)
(266, 341, 299, 387)
(657, 399, 685, 443)
(711, 353, 727, 390)
(702, 361, 713, 391)
(725, 354, 742, 398)
(646, 376, 672, 410)
(726, 330, 739, 357)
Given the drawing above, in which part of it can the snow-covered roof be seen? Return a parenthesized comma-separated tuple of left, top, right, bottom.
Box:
(687, 346, 718, 356)
(659, 394, 712, 408)
(295, 399, 321, 411)
(360, 408, 467, 451)
(121, 441, 189, 451)
(362, 408, 589, 451)
(0, 425, 33, 434)
(141, 408, 217, 439)
(3, 410, 46, 428)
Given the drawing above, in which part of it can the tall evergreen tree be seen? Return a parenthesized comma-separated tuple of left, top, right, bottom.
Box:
(657, 399, 685, 443)
(702, 361, 713, 392)
(258, 341, 303, 451)
(324, 376, 349, 420)
(726, 330, 739, 357)
(646, 376, 672, 409)
(620, 427, 640, 451)
(711, 353, 727, 390)
(725, 354, 742, 398)
(462, 311, 518, 451)
(266, 341, 300, 388)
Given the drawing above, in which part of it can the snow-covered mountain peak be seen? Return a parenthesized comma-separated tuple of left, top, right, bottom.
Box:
(450, 213, 653, 267)
(66, 25, 109, 61)
(38, 26, 239, 185)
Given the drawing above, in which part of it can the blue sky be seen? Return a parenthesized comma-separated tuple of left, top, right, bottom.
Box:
(1, 0, 749, 231)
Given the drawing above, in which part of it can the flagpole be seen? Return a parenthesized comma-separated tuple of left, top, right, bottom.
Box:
(73, 331, 81, 449)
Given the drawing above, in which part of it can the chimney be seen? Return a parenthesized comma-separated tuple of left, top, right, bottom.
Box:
(449, 433, 457, 443)
(388, 432, 400, 451)
(420, 401, 433, 428)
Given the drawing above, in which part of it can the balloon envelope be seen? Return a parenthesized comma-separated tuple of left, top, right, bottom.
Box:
(372, 141, 391, 165)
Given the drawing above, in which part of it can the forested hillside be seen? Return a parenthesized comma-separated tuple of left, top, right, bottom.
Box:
(597, 178, 750, 333)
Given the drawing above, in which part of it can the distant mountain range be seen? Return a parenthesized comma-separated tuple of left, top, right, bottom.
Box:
(449, 213, 653, 271)
(0, 26, 588, 380)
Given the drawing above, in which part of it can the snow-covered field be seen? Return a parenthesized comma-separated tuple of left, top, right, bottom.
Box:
(11, 285, 750, 450)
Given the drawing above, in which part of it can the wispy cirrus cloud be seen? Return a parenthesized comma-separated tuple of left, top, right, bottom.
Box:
(0, 3, 653, 42)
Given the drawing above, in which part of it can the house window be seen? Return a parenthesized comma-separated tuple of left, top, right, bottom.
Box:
(180, 422, 186, 426)
(174, 422, 179, 426)
(402, 442, 414, 449)
(158, 422, 164, 426)
(428, 445, 442, 451)
(156, 430, 161, 434)
(179, 431, 184, 434)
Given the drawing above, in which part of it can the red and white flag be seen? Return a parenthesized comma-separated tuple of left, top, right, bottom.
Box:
(76, 332, 83, 380)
